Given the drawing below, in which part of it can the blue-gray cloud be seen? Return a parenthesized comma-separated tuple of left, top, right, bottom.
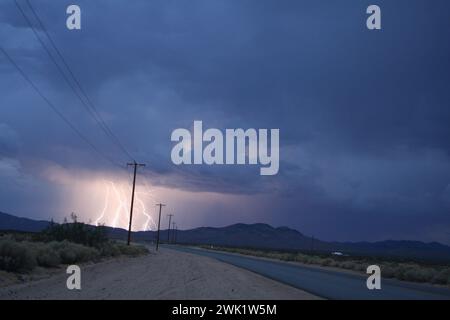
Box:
(1, 0, 450, 243)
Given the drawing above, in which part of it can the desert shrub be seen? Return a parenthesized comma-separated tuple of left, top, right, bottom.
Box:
(37, 251, 61, 268)
(48, 240, 100, 264)
(0, 233, 148, 273)
(431, 268, 450, 285)
(393, 265, 411, 280)
(301, 256, 314, 264)
(380, 265, 396, 278)
(34, 244, 61, 268)
(35, 214, 107, 246)
(266, 252, 279, 259)
(353, 263, 367, 272)
(320, 258, 335, 267)
(252, 250, 266, 258)
(293, 254, 309, 264)
(278, 253, 296, 261)
(39, 220, 108, 247)
(0, 239, 36, 272)
(3, 232, 32, 242)
(337, 261, 357, 270)
(401, 266, 433, 283)
(99, 241, 122, 257)
(115, 243, 149, 256)
(308, 256, 324, 265)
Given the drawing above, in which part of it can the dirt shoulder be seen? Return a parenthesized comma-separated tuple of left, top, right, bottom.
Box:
(0, 247, 319, 300)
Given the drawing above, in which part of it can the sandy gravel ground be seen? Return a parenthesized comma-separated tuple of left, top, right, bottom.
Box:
(0, 247, 318, 300)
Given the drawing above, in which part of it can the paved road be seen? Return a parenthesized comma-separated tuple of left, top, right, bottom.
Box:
(167, 245, 450, 300)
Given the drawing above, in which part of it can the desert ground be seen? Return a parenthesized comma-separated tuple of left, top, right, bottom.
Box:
(0, 247, 318, 300)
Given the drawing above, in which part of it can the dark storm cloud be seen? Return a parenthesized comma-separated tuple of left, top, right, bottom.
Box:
(0, 123, 21, 155)
(1, 0, 450, 243)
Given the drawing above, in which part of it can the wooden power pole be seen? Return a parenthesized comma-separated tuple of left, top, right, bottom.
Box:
(155, 203, 166, 250)
(167, 214, 173, 243)
(126, 161, 145, 246)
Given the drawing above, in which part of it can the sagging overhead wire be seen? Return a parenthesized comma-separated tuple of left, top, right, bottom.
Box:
(0, 46, 125, 171)
(14, 0, 136, 163)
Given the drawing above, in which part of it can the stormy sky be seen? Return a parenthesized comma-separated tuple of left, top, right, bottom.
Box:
(1, 0, 450, 244)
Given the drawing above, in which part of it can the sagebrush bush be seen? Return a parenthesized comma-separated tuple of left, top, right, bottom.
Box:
(380, 265, 396, 278)
(294, 254, 308, 264)
(99, 241, 122, 257)
(431, 268, 450, 284)
(353, 263, 367, 272)
(278, 253, 296, 261)
(402, 266, 434, 283)
(338, 261, 356, 270)
(319, 258, 333, 267)
(35, 247, 61, 268)
(37, 219, 108, 247)
(116, 243, 149, 256)
(0, 239, 36, 272)
(0, 234, 148, 273)
(49, 241, 100, 264)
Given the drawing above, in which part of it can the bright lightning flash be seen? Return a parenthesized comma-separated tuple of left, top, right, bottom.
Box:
(94, 179, 158, 231)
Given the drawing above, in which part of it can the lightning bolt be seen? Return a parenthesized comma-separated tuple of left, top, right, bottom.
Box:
(136, 198, 157, 231)
(94, 182, 110, 226)
(110, 181, 128, 229)
(135, 179, 158, 230)
(94, 177, 159, 231)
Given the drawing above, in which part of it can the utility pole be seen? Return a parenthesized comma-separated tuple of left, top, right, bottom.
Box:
(155, 203, 166, 251)
(167, 214, 173, 243)
(310, 235, 315, 254)
(126, 161, 146, 246)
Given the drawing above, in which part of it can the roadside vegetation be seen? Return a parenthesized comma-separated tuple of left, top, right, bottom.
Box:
(0, 213, 148, 273)
(203, 246, 450, 286)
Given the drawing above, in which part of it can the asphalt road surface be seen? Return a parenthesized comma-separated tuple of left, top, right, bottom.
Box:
(167, 245, 450, 300)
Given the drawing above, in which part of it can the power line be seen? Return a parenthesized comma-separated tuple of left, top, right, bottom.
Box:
(14, 0, 135, 162)
(25, 0, 135, 162)
(0, 46, 124, 170)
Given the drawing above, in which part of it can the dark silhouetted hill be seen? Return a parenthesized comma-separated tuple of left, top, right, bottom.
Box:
(0, 211, 50, 232)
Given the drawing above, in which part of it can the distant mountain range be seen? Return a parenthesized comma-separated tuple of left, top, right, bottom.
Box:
(0, 211, 51, 232)
(1, 211, 450, 263)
